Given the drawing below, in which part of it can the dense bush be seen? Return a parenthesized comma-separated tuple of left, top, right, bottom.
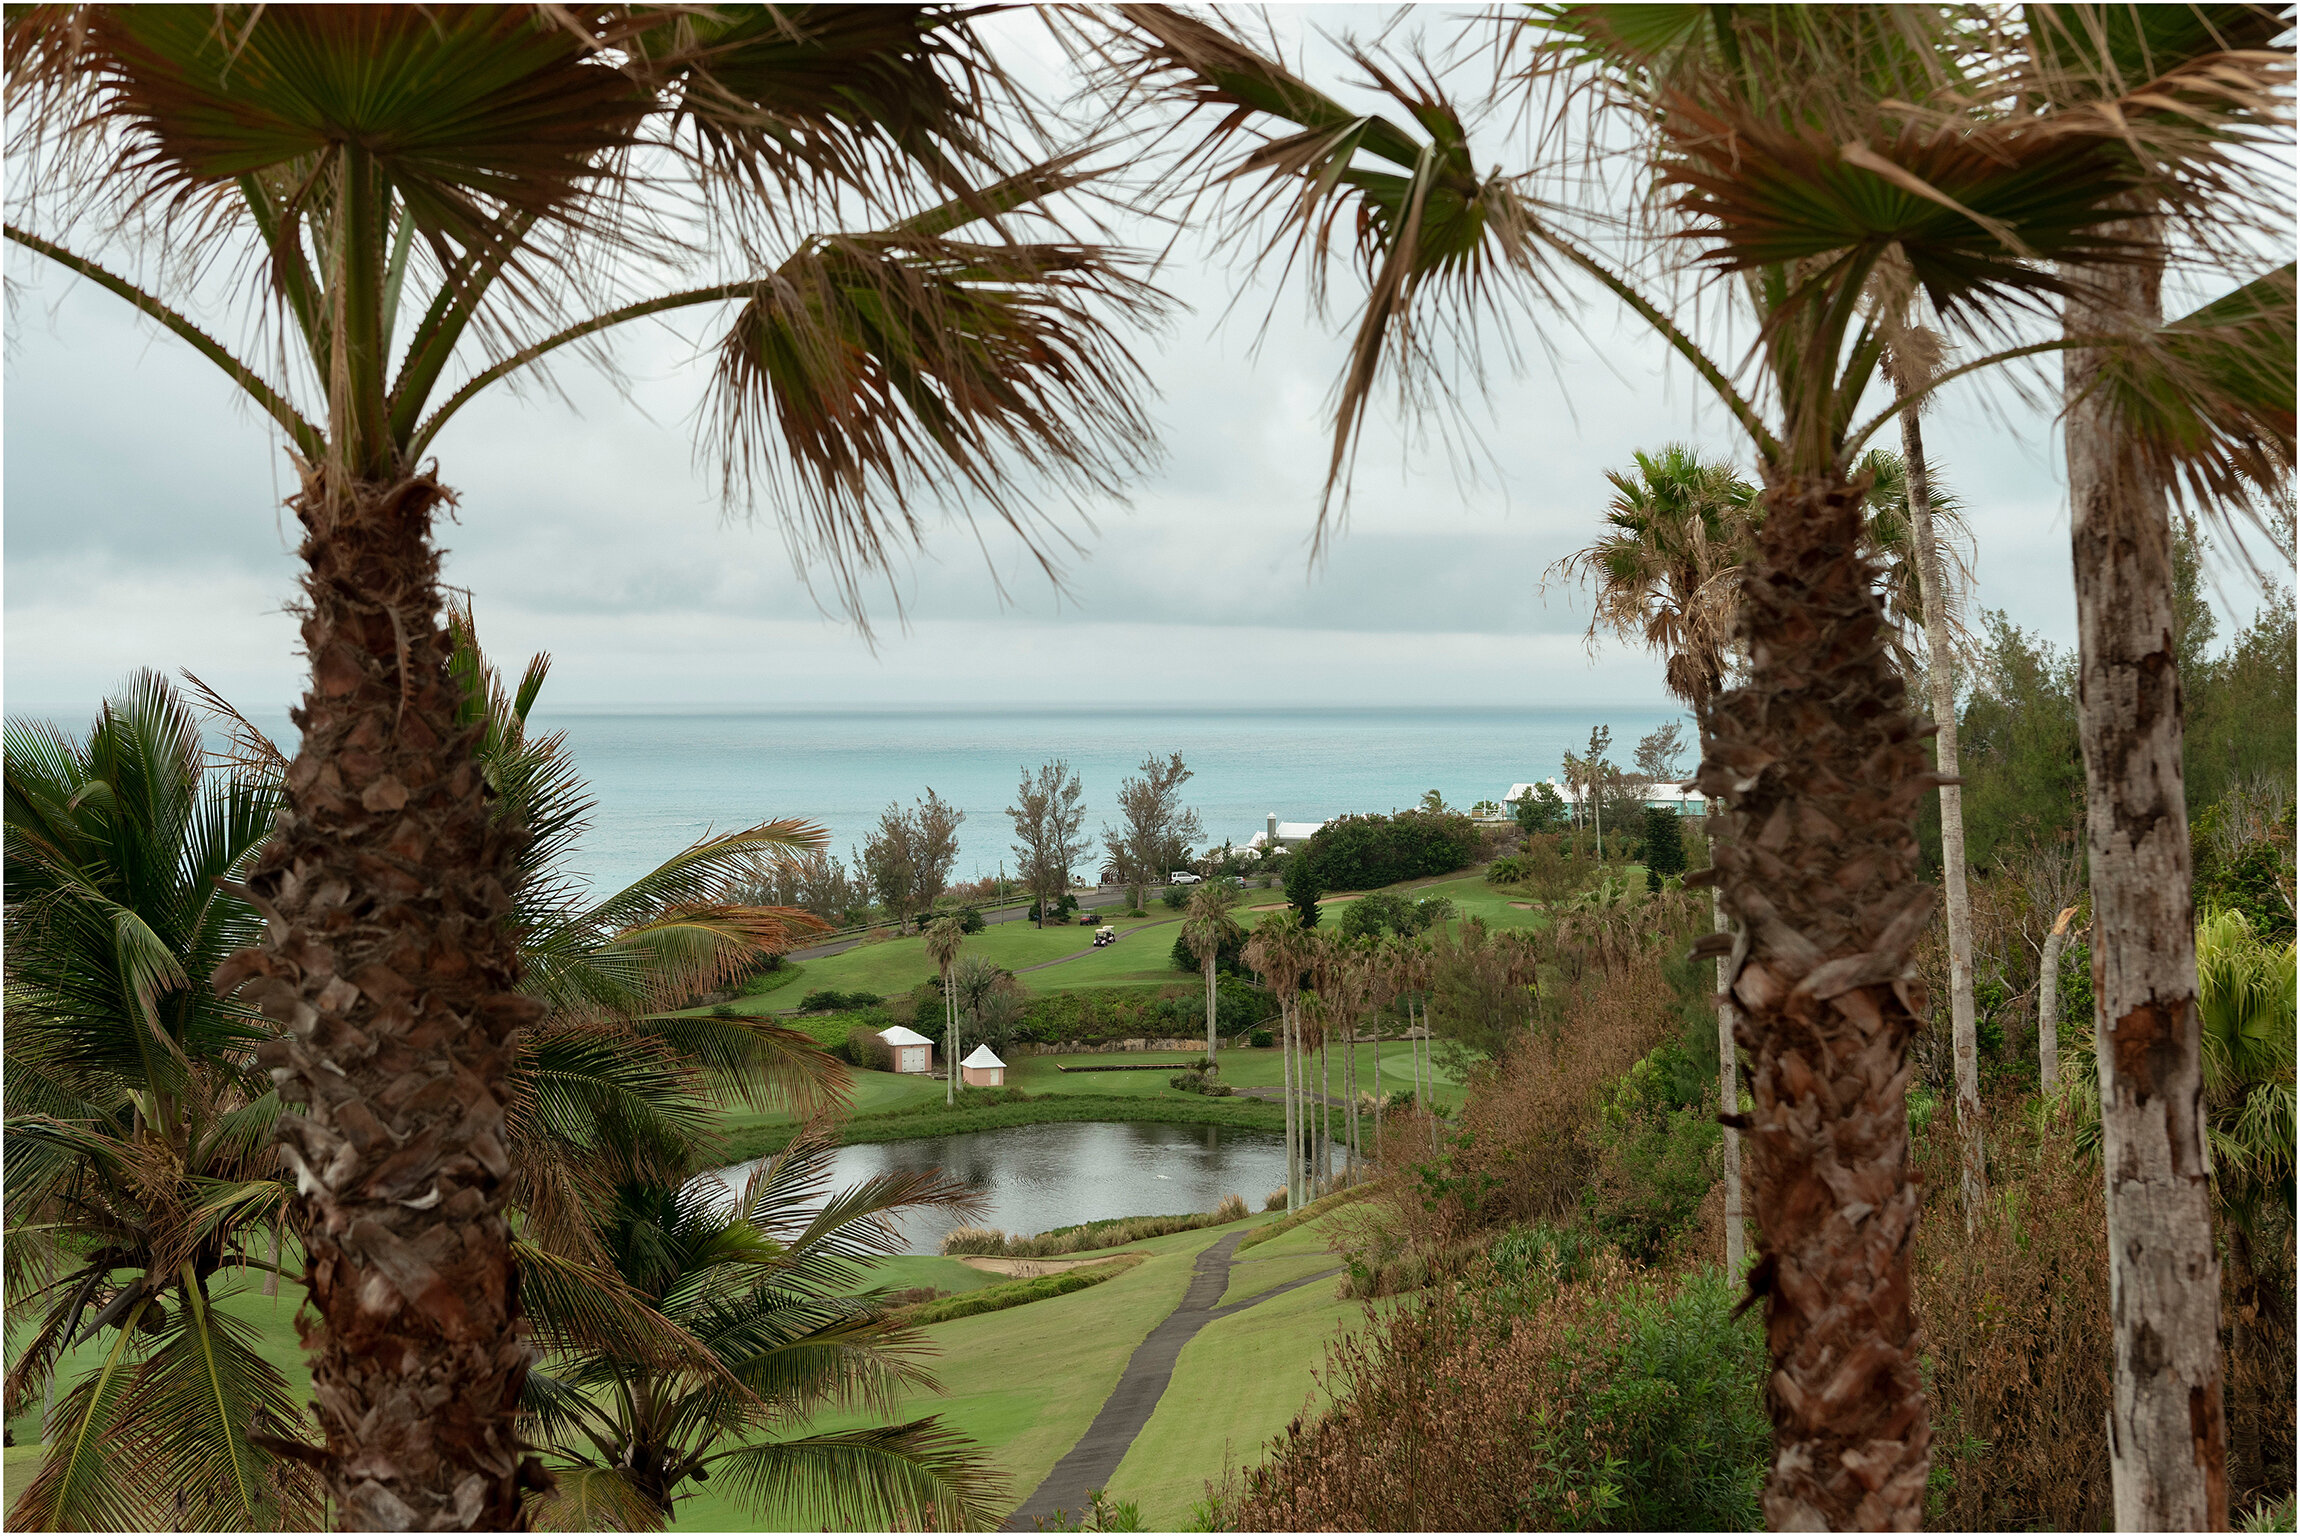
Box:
(845, 1025, 894, 1072)
(798, 988, 883, 1013)
(1282, 857, 1322, 928)
(1335, 890, 1450, 939)
(1512, 780, 1570, 833)
(1300, 809, 1481, 892)
(1587, 1042, 1719, 1265)
(1161, 886, 1189, 910)
(1248, 1028, 1274, 1049)
(1219, 1258, 1767, 1532)
(1028, 892, 1079, 923)
(1169, 1068, 1232, 1096)
(955, 905, 986, 934)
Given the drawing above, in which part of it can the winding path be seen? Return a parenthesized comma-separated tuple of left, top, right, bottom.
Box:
(1000, 1232, 1343, 1531)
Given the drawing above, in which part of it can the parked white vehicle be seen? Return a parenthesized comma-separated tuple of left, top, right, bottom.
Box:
(1168, 871, 1202, 884)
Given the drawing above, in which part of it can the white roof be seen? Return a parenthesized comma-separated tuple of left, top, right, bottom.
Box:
(878, 1025, 933, 1047)
(961, 1044, 1005, 1068)
(1508, 778, 1706, 807)
(1245, 820, 1325, 848)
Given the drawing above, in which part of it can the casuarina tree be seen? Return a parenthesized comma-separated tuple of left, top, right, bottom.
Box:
(5, 8, 1163, 1524)
(1007, 760, 1091, 929)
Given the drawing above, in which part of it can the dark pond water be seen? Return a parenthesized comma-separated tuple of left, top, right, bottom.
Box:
(703, 1121, 1290, 1255)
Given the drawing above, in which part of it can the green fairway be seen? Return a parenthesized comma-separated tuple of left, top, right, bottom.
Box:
(757, 908, 1179, 1002)
(1103, 1213, 1375, 1528)
(664, 1219, 1255, 1530)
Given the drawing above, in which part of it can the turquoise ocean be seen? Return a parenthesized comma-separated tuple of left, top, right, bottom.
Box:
(23, 700, 1686, 896)
(526, 705, 1687, 896)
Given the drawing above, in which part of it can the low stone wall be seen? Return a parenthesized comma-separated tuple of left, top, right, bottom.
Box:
(1009, 1036, 1228, 1057)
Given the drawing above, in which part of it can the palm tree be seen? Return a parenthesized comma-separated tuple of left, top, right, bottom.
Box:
(1859, 441, 1989, 1219)
(923, 916, 966, 1109)
(3, 673, 321, 1530)
(524, 1139, 1001, 1531)
(1243, 911, 1313, 1210)
(1180, 881, 1243, 1063)
(1080, 6, 2258, 1520)
(6, 9, 1162, 1519)
(2006, 11, 2294, 1520)
(1549, 443, 1756, 1271)
(2192, 909, 2298, 1506)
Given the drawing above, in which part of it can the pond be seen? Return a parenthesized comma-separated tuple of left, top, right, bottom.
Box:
(704, 1121, 1290, 1255)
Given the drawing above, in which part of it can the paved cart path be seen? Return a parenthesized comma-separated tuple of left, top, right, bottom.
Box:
(1000, 1231, 1343, 1531)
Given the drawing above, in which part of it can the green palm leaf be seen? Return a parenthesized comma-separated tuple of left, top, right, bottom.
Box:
(701, 1417, 1008, 1533)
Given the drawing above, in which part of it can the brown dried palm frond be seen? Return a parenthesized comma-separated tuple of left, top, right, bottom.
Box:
(1076, 4, 1570, 538)
(707, 225, 1165, 622)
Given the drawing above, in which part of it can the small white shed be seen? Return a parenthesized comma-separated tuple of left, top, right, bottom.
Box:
(960, 1043, 1006, 1088)
(879, 1024, 935, 1075)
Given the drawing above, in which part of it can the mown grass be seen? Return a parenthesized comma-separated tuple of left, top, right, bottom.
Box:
(665, 1220, 1249, 1531)
(1102, 1213, 1378, 1530)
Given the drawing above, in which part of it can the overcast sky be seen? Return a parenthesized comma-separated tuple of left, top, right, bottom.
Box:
(4, 7, 2258, 721)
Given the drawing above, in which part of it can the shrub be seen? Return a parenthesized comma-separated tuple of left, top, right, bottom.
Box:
(1219, 1258, 1767, 1532)
(1161, 887, 1189, 911)
(1169, 1069, 1233, 1097)
(1029, 892, 1079, 923)
(1264, 1188, 1287, 1212)
(800, 988, 883, 1013)
(1485, 855, 1526, 885)
(845, 1025, 894, 1072)
(1300, 809, 1481, 891)
(1249, 1029, 1274, 1049)
(1640, 807, 1687, 892)
(956, 905, 986, 934)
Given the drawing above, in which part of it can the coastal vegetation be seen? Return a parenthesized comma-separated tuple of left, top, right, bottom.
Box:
(3, 4, 2291, 1533)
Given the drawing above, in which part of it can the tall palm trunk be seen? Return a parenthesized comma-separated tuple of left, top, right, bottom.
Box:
(227, 471, 539, 1530)
(1712, 882, 1745, 1275)
(2065, 235, 2225, 1531)
(1371, 1013, 1382, 1164)
(1204, 956, 1218, 1062)
(2039, 907, 2075, 1096)
(1697, 468, 1934, 1528)
(1282, 1008, 1299, 1211)
(1901, 409, 1986, 1221)
(1319, 1031, 1332, 1188)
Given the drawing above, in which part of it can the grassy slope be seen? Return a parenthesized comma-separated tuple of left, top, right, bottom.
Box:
(1103, 1212, 1373, 1529)
(759, 908, 1180, 1002)
(664, 1220, 1251, 1531)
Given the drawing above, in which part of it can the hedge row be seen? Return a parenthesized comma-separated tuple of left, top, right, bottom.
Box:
(1298, 810, 1481, 892)
(889, 1256, 1144, 1327)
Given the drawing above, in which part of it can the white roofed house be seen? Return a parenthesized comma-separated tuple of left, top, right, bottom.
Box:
(1507, 779, 1709, 817)
(960, 1044, 1005, 1087)
(877, 1024, 935, 1075)
(1243, 812, 1324, 852)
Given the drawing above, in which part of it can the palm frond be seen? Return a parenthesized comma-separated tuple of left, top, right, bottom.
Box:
(524, 1462, 664, 1533)
(10, 1294, 162, 1533)
(2082, 262, 2296, 517)
(707, 227, 1166, 622)
(702, 1417, 1009, 1533)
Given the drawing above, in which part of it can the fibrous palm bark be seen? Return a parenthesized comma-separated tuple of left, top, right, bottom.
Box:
(1696, 470, 1935, 1529)
(2064, 231, 2225, 1531)
(223, 470, 543, 1529)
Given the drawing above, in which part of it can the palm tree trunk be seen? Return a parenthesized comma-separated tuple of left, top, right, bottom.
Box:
(1204, 957, 1217, 1062)
(1319, 1031, 1332, 1189)
(2065, 238, 2226, 1531)
(944, 976, 956, 1107)
(1282, 1009, 1298, 1212)
(1902, 408, 1986, 1222)
(2038, 908, 2074, 1096)
(1712, 883, 1745, 1276)
(1372, 1014, 1382, 1164)
(223, 470, 538, 1531)
(263, 1224, 281, 1300)
(1695, 467, 1934, 1528)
